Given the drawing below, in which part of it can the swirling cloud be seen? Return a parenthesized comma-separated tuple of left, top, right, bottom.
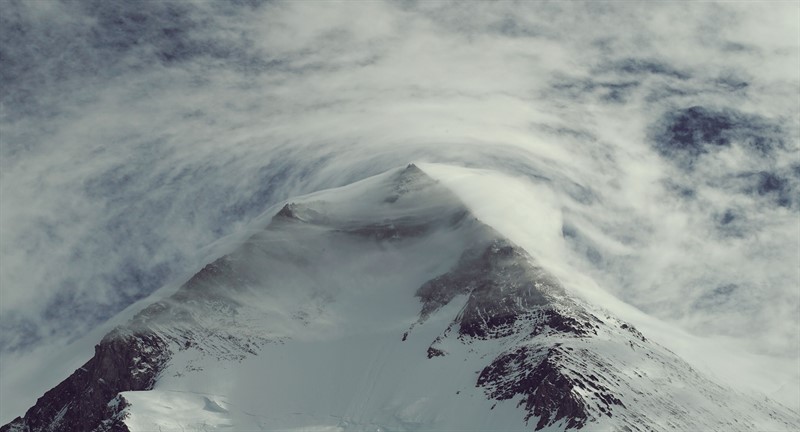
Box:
(1, 0, 798, 420)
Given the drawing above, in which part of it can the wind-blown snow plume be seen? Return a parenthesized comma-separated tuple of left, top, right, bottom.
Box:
(1, 0, 798, 422)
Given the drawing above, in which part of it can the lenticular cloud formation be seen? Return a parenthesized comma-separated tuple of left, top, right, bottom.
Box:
(0, 0, 798, 425)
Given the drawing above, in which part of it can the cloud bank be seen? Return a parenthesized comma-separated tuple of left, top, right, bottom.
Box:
(1, 0, 798, 419)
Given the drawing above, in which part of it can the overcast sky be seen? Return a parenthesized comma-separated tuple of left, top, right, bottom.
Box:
(1, 0, 798, 420)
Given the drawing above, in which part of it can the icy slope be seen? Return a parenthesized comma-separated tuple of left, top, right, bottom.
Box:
(3, 165, 798, 432)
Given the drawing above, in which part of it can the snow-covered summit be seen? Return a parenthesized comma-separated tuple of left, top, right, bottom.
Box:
(3, 164, 798, 432)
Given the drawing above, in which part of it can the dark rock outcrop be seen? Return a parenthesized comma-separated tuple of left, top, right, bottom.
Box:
(1, 332, 169, 432)
(413, 238, 622, 430)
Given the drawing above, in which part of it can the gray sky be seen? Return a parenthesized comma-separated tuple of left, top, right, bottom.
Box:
(1, 0, 798, 419)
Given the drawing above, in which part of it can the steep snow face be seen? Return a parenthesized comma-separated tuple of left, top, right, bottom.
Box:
(122, 164, 481, 358)
(3, 165, 798, 432)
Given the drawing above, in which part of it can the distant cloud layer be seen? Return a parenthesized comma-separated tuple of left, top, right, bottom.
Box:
(1, 0, 798, 417)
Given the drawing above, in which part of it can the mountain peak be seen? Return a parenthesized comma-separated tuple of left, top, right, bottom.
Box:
(4, 165, 798, 432)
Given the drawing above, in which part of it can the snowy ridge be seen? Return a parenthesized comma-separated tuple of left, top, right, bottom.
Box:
(3, 164, 798, 431)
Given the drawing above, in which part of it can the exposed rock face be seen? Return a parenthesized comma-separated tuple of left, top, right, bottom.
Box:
(1, 332, 168, 432)
(413, 238, 613, 430)
(478, 346, 591, 430)
(476, 344, 627, 431)
(1, 255, 270, 432)
(408, 227, 798, 431)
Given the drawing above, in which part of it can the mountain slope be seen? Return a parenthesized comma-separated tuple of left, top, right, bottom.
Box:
(3, 164, 798, 431)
